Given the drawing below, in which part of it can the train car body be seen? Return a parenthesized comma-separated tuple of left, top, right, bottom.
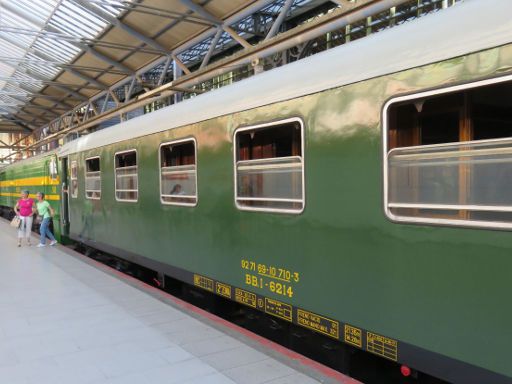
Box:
(0, 150, 64, 239)
(1, 1, 512, 382)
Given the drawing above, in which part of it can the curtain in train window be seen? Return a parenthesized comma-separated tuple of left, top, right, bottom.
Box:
(386, 81, 512, 225)
(235, 119, 304, 213)
(160, 140, 197, 206)
(70, 160, 78, 198)
(49, 156, 58, 181)
(115, 151, 138, 202)
(85, 157, 101, 200)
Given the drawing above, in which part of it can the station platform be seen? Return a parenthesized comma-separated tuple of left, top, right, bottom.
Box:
(0, 219, 359, 384)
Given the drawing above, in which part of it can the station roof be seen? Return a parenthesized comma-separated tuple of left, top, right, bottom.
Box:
(0, 0, 319, 134)
(0, 0, 465, 157)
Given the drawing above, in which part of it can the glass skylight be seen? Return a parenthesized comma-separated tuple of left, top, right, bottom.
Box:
(0, 0, 129, 115)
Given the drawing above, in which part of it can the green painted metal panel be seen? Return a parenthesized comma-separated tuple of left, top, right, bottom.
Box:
(2, 43, 512, 379)
(0, 152, 62, 240)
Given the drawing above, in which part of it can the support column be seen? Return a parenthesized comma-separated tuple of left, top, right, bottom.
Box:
(173, 59, 183, 104)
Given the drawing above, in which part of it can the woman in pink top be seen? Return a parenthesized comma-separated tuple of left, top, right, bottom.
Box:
(14, 190, 34, 247)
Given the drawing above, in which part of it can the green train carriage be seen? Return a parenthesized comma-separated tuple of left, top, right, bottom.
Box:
(2, 1, 512, 383)
(0, 150, 64, 240)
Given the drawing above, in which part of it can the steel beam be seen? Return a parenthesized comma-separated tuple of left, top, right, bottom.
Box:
(0, 76, 99, 92)
(223, 26, 251, 49)
(88, 1, 214, 26)
(179, 0, 222, 25)
(200, 28, 223, 69)
(7, 133, 34, 147)
(158, 57, 172, 85)
(14, 113, 52, 123)
(70, 0, 169, 53)
(0, 116, 33, 132)
(0, 128, 27, 134)
(265, 0, 294, 40)
(0, 145, 26, 149)
(13, 88, 78, 109)
(44, 0, 277, 119)
(0, 56, 127, 75)
(0, 26, 169, 55)
(179, 0, 251, 49)
(124, 77, 138, 102)
(20, 105, 62, 115)
(65, 68, 108, 90)
(0, 33, 101, 96)
(172, 0, 277, 55)
(172, 55, 191, 75)
(0, 96, 63, 116)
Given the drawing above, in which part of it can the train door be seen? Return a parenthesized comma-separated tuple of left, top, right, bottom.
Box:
(60, 156, 70, 237)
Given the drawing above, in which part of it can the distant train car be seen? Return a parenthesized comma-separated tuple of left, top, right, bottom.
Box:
(1, 1, 512, 382)
(0, 150, 64, 239)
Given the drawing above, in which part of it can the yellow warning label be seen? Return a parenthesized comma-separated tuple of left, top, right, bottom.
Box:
(193, 274, 214, 292)
(367, 332, 398, 361)
(297, 309, 339, 339)
(264, 298, 292, 322)
(235, 288, 257, 308)
(344, 325, 362, 348)
(216, 282, 231, 299)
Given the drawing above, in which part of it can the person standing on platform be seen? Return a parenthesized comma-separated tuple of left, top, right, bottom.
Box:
(13, 190, 34, 247)
(35, 192, 57, 247)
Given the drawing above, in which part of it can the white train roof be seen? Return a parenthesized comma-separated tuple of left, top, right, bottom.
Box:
(60, 0, 512, 156)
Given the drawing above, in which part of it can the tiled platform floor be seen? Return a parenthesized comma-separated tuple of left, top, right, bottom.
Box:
(0, 219, 358, 384)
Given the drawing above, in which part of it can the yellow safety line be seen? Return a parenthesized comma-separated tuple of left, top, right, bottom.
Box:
(0, 176, 60, 187)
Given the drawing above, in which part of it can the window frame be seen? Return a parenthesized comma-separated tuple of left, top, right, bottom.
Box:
(158, 137, 198, 207)
(49, 155, 58, 181)
(114, 149, 139, 203)
(233, 117, 306, 214)
(383, 73, 512, 230)
(85, 156, 101, 200)
(70, 160, 78, 199)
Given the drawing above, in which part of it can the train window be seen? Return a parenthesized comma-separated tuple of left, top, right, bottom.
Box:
(159, 139, 197, 206)
(85, 157, 101, 200)
(385, 77, 512, 228)
(115, 150, 138, 202)
(234, 118, 305, 213)
(70, 160, 78, 198)
(49, 156, 58, 181)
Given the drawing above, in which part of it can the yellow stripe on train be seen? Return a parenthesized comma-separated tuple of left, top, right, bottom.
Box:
(0, 192, 60, 201)
(0, 176, 60, 188)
